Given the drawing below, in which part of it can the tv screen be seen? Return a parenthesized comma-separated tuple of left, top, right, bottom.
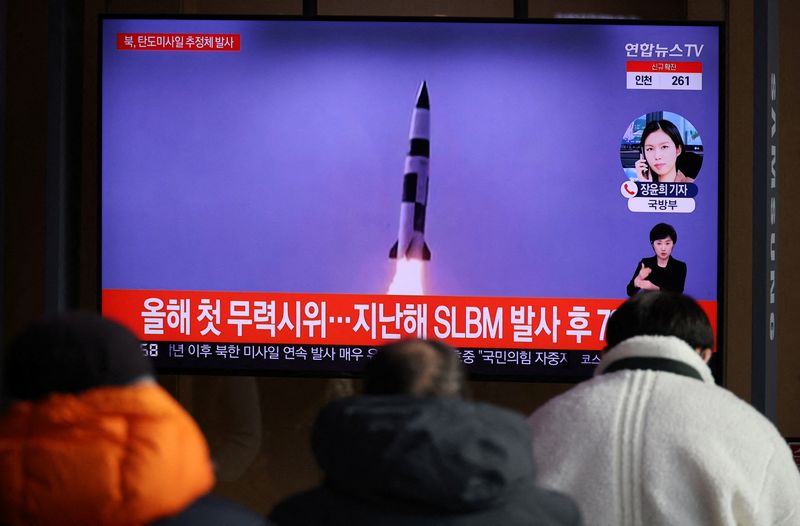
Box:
(100, 17, 721, 380)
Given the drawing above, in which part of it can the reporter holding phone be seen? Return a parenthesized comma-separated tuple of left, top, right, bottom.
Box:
(634, 119, 695, 183)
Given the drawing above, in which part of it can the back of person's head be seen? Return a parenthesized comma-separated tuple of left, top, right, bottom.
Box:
(605, 292, 714, 350)
(363, 339, 466, 397)
(273, 341, 582, 525)
(3, 311, 154, 401)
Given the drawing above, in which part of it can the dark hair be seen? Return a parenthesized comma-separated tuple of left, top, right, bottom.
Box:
(364, 339, 466, 398)
(640, 119, 685, 153)
(605, 292, 714, 350)
(649, 222, 677, 244)
(2, 312, 154, 400)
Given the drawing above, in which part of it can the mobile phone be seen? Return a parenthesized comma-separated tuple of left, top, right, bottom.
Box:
(639, 147, 651, 179)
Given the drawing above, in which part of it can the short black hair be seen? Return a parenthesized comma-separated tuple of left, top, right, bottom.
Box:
(640, 119, 685, 153)
(649, 223, 677, 244)
(363, 339, 466, 398)
(3, 312, 154, 401)
(605, 292, 714, 350)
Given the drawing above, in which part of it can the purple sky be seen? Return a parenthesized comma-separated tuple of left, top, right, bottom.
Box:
(102, 20, 720, 300)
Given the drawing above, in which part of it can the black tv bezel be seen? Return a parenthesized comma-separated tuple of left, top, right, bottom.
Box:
(97, 14, 725, 384)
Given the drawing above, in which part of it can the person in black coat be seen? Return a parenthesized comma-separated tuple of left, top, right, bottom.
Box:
(627, 222, 687, 296)
(269, 340, 581, 526)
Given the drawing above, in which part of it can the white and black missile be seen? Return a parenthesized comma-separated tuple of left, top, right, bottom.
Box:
(389, 81, 431, 261)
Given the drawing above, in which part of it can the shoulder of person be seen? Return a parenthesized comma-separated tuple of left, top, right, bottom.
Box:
(670, 257, 687, 269)
(530, 374, 620, 427)
(648, 377, 785, 452)
(152, 494, 268, 526)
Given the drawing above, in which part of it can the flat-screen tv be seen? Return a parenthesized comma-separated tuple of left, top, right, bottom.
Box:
(100, 17, 722, 380)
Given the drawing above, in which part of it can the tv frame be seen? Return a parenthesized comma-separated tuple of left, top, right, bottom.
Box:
(97, 14, 725, 384)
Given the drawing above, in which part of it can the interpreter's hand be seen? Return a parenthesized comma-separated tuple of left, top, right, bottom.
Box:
(637, 262, 651, 280)
(634, 263, 658, 290)
(635, 153, 651, 181)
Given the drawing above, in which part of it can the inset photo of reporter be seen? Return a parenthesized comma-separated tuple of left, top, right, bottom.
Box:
(620, 111, 704, 184)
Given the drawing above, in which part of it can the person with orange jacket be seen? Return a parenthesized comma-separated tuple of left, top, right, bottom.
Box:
(0, 312, 266, 526)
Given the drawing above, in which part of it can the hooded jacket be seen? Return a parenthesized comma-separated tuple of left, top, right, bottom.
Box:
(529, 335, 800, 526)
(270, 396, 581, 526)
(0, 384, 216, 526)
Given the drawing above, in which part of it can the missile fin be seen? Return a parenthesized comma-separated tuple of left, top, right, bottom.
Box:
(422, 242, 431, 261)
(389, 241, 399, 259)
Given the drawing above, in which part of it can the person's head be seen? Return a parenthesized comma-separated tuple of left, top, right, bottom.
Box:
(649, 222, 677, 263)
(2, 311, 154, 401)
(364, 339, 466, 398)
(640, 119, 684, 181)
(605, 292, 714, 362)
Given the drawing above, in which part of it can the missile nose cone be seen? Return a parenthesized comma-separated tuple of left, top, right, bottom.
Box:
(415, 81, 429, 109)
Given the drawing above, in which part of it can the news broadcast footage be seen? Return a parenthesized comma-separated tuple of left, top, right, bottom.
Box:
(101, 19, 720, 379)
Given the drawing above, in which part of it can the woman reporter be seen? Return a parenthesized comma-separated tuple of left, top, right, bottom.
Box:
(634, 119, 695, 183)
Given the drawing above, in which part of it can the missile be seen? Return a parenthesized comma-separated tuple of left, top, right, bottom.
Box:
(389, 81, 431, 261)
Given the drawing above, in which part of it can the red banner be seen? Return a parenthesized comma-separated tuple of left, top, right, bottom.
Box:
(102, 289, 717, 351)
(116, 33, 240, 51)
(626, 60, 703, 73)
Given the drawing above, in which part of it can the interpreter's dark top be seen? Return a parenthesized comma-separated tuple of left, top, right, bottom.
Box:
(626, 255, 687, 296)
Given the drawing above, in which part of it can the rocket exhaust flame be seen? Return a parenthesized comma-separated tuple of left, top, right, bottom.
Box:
(387, 258, 425, 295)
